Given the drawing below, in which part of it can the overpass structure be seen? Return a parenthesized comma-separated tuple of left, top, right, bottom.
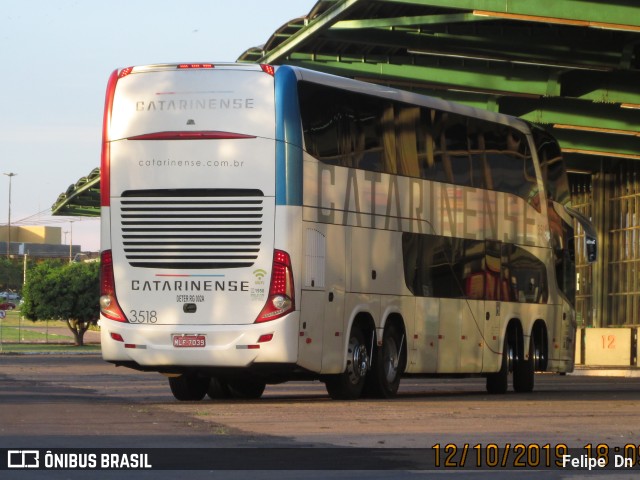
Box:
(53, 0, 640, 328)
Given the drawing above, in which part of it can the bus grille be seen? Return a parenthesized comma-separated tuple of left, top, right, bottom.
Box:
(119, 189, 263, 269)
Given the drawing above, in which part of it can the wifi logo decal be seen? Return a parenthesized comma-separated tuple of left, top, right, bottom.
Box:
(253, 269, 267, 285)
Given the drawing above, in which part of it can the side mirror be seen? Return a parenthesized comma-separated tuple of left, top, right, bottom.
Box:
(584, 236, 597, 263)
(566, 207, 597, 263)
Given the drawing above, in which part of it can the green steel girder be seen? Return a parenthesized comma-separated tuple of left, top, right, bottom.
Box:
(285, 53, 555, 96)
(500, 97, 640, 133)
(264, 3, 639, 74)
(378, 87, 640, 135)
(383, 0, 640, 29)
(561, 70, 640, 103)
(53, 204, 100, 217)
(319, 28, 624, 71)
(400, 88, 502, 112)
(551, 128, 640, 159)
(238, 47, 263, 63)
(259, 0, 366, 64)
(333, 12, 494, 29)
(51, 168, 100, 217)
(285, 52, 640, 103)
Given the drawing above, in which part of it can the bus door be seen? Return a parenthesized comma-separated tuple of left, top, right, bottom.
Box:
(482, 241, 508, 372)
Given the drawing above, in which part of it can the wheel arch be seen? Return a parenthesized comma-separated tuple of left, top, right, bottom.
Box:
(381, 312, 406, 337)
(351, 311, 376, 338)
(341, 311, 376, 369)
(380, 312, 408, 368)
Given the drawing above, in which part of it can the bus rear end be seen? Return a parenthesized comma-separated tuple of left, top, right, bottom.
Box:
(99, 64, 298, 399)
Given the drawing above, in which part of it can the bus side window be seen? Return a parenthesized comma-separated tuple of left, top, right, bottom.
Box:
(381, 104, 398, 174)
(300, 84, 342, 165)
(502, 243, 549, 304)
(467, 127, 486, 189)
(417, 108, 437, 179)
(446, 120, 471, 187)
(381, 103, 421, 177)
(396, 106, 421, 178)
(357, 99, 384, 172)
(421, 110, 451, 184)
(482, 126, 538, 209)
(402, 233, 465, 298)
(485, 241, 502, 301)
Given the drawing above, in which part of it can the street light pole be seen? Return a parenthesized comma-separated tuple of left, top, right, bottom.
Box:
(69, 220, 74, 262)
(4, 172, 17, 259)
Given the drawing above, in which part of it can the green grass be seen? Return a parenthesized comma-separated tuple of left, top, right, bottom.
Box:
(0, 310, 101, 354)
(0, 326, 68, 343)
(1, 311, 68, 328)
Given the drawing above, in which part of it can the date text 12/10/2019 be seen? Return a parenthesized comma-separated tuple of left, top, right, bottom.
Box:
(432, 443, 640, 470)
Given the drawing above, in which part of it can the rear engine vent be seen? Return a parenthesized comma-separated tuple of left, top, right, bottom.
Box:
(119, 189, 263, 269)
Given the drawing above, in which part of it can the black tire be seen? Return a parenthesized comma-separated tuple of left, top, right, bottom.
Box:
(226, 378, 266, 399)
(365, 323, 405, 398)
(513, 338, 535, 393)
(486, 337, 509, 394)
(325, 324, 369, 400)
(532, 326, 548, 371)
(168, 374, 209, 401)
(207, 377, 231, 400)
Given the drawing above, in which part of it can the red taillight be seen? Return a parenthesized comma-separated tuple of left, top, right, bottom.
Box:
(177, 63, 214, 69)
(110, 332, 124, 342)
(118, 66, 134, 78)
(100, 250, 128, 322)
(100, 69, 119, 207)
(255, 250, 295, 323)
(260, 64, 275, 76)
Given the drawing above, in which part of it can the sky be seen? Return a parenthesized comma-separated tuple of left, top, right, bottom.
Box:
(0, 0, 317, 252)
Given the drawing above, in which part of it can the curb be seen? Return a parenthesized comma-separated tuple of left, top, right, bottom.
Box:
(570, 366, 640, 378)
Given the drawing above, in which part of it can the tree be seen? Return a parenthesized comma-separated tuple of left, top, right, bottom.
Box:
(0, 257, 25, 293)
(22, 260, 99, 346)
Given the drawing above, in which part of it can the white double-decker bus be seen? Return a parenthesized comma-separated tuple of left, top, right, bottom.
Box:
(99, 63, 596, 401)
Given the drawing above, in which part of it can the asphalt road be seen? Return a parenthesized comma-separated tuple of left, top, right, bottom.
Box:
(1, 354, 639, 479)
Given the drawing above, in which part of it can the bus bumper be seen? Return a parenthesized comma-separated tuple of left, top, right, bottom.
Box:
(100, 312, 300, 369)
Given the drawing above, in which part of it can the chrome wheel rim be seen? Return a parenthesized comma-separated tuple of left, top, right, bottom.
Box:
(346, 338, 369, 385)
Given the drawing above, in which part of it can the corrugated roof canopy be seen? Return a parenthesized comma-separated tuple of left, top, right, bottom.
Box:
(54, 0, 640, 216)
(52, 167, 100, 216)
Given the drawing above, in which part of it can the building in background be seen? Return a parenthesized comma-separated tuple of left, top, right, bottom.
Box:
(0, 225, 80, 259)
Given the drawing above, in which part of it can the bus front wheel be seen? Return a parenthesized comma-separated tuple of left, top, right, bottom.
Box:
(325, 324, 369, 400)
(168, 374, 209, 401)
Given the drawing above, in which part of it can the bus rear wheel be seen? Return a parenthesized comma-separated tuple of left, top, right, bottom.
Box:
(366, 323, 405, 398)
(486, 337, 512, 394)
(168, 374, 209, 401)
(207, 377, 231, 400)
(325, 324, 369, 400)
(226, 378, 266, 399)
(513, 338, 535, 393)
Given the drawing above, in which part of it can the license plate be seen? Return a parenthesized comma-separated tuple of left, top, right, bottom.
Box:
(172, 335, 206, 348)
